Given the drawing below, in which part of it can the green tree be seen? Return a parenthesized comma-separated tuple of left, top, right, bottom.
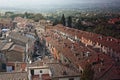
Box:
(24, 12, 28, 18)
(53, 19, 59, 26)
(81, 63, 94, 80)
(33, 13, 44, 22)
(5, 11, 14, 17)
(10, 14, 24, 19)
(67, 16, 72, 27)
(74, 19, 85, 30)
(61, 14, 66, 26)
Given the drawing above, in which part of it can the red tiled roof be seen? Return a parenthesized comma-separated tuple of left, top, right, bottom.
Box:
(0, 72, 28, 80)
(43, 25, 118, 80)
(108, 18, 120, 24)
(42, 74, 51, 80)
(47, 63, 80, 78)
(54, 24, 120, 53)
(32, 75, 39, 80)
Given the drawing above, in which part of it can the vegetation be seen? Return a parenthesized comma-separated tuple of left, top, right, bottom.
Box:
(81, 63, 94, 80)
(67, 16, 72, 27)
(93, 24, 120, 38)
(60, 14, 66, 26)
(1, 12, 45, 22)
(10, 13, 25, 19)
(52, 12, 120, 39)
(53, 19, 59, 26)
(32, 13, 44, 22)
(5, 11, 14, 17)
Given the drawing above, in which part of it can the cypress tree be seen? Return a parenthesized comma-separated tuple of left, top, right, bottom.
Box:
(67, 16, 72, 27)
(61, 14, 66, 26)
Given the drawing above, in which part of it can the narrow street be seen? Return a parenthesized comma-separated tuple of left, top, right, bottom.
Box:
(32, 32, 51, 62)
(32, 36, 43, 61)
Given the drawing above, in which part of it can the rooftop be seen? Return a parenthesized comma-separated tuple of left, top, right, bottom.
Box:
(7, 32, 29, 44)
(43, 25, 117, 80)
(54, 24, 120, 53)
(47, 63, 80, 78)
(1, 42, 13, 51)
(0, 72, 28, 80)
(9, 44, 25, 53)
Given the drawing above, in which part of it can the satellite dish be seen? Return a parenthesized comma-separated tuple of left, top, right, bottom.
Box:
(9, 39, 11, 42)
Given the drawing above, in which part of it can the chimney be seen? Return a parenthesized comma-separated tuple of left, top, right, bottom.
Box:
(86, 51, 90, 57)
(99, 67, 101, 72)
(100, 58, 104, 66)
(110, 38, 113, 41)
(75, 35, 77, 40)
(71, 43, 74, 51)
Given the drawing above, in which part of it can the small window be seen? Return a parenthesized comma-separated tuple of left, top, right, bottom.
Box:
(40, 70, 42, 73)
(31, 70, 34, 75)
(12, 66, 15, 70)
(69, 78, 74, 80)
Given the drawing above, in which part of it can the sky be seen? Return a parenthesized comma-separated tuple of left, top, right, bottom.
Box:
(0, 0, 120, 9)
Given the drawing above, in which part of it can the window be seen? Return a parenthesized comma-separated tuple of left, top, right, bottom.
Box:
(69, 78, 74, 80)
(12, 66, 15, 70)
(64, 59, 67, 63)
(31, 69, 34, 75)
(2, 63, 6, 70)
(40, 70, 43, 73)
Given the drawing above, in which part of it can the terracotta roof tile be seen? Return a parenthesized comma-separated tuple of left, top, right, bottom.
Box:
(9, 44, 25, 53)
(47, 63, 80, 78)
(43, 25, 118, 80)
(1, 42, 13, 51)
(0, 72, 28, 80)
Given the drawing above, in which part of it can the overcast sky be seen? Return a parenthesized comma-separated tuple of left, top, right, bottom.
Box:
(0, 0, 119, 8)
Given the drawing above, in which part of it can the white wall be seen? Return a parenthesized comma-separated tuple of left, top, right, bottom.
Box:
(28, 67, 51, 80)
(34, 68, 50, 75)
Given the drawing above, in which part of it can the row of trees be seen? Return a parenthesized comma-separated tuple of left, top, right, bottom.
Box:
(24, 12, 45, 22)
(53, 14, 120, 39)
(1, 12, 45, 22)
(53, 14, 72, 28)
(93, 24, 120, 39)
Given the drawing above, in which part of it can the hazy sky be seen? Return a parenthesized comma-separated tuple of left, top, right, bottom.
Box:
(0, 0, 119, 8)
